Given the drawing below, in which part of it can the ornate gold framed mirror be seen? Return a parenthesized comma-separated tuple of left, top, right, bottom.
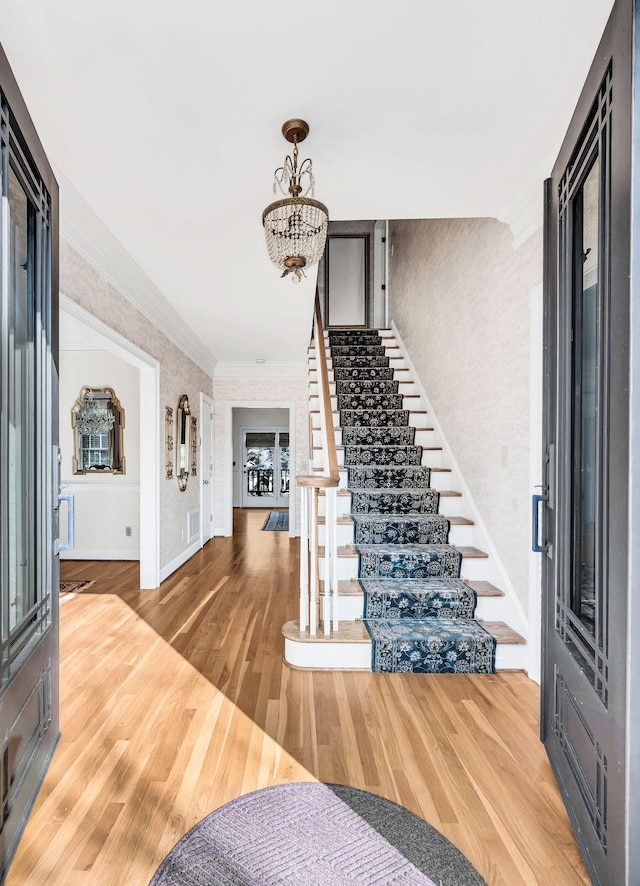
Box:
(71, 386, 125, 474)
(176, 394, 191, 491)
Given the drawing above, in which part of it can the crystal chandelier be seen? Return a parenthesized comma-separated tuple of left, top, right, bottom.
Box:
(262, 119, 329, 282)
(76, 391, 115, 437)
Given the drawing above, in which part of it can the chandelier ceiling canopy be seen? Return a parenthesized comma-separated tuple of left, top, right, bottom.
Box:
(262, 119, 329, 283)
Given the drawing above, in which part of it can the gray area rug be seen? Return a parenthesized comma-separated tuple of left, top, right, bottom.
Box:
(262, 511, 289, 532)
(149, 782, 487, 885)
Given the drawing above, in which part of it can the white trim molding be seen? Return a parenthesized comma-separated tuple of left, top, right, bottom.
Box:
(391, 321, 529, 641)
(57, 168, 216, 377)
(62, 482, 140, 493)
(60, 296, 161, 589)
(499, 178, 545, 248)
(528, 283, 544, 683)
(222, 400, 297, 538)
(62, 548, 139, 560)
(214, 361, 307, 379)
(159, 539, 201, 584)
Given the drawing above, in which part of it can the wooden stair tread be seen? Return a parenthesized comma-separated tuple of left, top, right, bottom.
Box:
(480, 621, 526, 644)
(284, 618, 524, 647)
(317, 516, 352, 525)
(330, 579, 501, 598)
(466, 580, 504, 597)
(311, 409, 429, 415)
(316, 514, 472, 526)
(319, 545, 487, 559)
(321, 488, 461, 497)
(319, 546, 357, 558)
(282, 619, 370, 644)
(457, 546, 489, 558)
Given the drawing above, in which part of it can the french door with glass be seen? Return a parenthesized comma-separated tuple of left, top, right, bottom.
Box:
(242, 429, 289, 508)
(0, 45, 59, 878)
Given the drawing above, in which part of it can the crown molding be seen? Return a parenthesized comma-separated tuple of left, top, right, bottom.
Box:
(213, 361, 307, 379)
(498, 179, 544, 249)
(56, 167, 217, 377)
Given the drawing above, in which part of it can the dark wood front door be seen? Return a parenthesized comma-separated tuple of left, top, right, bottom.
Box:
(0, 44, 59, 879)
(541, 1, 639, 882)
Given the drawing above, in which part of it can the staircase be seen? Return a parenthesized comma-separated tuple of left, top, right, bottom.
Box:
(283, 324, 526, 672)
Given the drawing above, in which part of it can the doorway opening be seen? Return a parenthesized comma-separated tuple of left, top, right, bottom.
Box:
(224, 403, 296, 536)
(60, 297, 160, 588)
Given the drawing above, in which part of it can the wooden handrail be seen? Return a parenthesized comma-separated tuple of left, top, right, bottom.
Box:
(313, 292, 340, 483)
(296, 289, 340, 636)
(296, 291, 339, 488)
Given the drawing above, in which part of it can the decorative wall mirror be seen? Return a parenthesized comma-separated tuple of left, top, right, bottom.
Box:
(176, 394, 191, 491)
(72, 386, 125, 474)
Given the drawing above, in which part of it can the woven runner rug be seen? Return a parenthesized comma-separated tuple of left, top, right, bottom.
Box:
(150, 783, 487, 885)
(329, 328, 496, 674)
(262, 511, 289, 531)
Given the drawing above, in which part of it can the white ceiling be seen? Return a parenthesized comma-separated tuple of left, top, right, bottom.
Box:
(0, 0, 614, 367)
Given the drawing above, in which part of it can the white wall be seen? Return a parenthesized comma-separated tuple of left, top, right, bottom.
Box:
(232, 407, 289, 506)
(60, 238, 213, 574)
(388, 218, 542, 616)
(59, 351, 140, 558)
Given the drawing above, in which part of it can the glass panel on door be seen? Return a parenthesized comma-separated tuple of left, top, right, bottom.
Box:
(7, 165, 37, 634)
(572, 158, 600, 638)
(242, 429, 289, 508)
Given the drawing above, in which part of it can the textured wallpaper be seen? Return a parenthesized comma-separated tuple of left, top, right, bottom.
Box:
(60, 239, 214, 570)
(388, 218, 542, 614)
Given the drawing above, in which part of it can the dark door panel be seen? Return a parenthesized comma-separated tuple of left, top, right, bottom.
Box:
(0, 42, 59, 880)
(541, 1, 634, 883)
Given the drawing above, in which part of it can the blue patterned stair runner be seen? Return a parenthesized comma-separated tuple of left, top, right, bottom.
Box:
(328, 328, 496, 674)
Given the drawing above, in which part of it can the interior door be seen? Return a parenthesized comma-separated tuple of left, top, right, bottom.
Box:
(200, 393, 214, 543)
(324, 234, 371, 327)
(541, 2, 633, 882)
(0, 45, 59, 878)
(242, 429, 289, 508)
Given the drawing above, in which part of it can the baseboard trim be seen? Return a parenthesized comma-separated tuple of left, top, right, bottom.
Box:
(61, 549, 140, 560)
(159, 539, 201, 583)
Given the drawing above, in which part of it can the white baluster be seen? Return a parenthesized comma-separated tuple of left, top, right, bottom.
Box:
(330, 488, 340, 633)
(299, 485, 309, 630)
(309, 488, 319, 636)
(324, 487, 334, 635)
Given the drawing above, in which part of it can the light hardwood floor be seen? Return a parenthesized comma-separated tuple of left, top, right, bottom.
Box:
(8, 509, 590, 885)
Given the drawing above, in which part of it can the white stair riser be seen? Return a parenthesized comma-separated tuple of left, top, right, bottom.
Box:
(495, 644, 527, 671)
(311, 429, 438, 448)
(318, 593, 504, 623)
(313, 450, 445, 470)
(284, 636, 526, 672)
(284, 637, 371, 669)
(318, 521, 475, 549)
(311, 395, 421, 413)
(317, 495, 470, 523)
(319, 554, 491, 583)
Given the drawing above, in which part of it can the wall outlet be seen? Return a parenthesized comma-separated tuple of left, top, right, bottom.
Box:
(125, 526, 132, 537)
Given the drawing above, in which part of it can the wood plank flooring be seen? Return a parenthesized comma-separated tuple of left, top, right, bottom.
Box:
(8, 509, 590, 885)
